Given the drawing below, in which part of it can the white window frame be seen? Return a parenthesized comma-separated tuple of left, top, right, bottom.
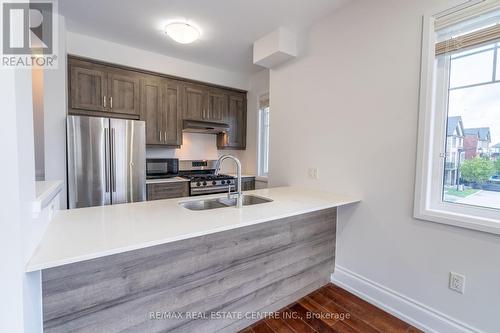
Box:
(414, 1, 500, 235)
(257, 93, 270, 178)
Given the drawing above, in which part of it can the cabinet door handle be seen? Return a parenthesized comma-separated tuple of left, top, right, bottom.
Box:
(164, 131, 167, 142)
(110, 96, 113, 109)
(159, 131, 162, 142)
(103, 96, 107, 108)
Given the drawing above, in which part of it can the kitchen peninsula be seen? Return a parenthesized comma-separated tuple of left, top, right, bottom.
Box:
(28, 187, 358, 333)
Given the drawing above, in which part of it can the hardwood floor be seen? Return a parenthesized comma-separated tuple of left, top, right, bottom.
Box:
(239, 283, 422, 333)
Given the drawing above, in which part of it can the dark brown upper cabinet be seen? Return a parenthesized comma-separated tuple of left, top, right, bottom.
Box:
(182, 84, 229, 123)
(69, 63, 107, 112)
(183, 83, 206, 121)
(68, 57, 140, 118)
(207, 89, 227, 122)
(140, 75, 181, 147)
(163, 80, 182, 146)
(107, 70, 140, 116)
(68, 56, 247, 150)
(217, 92, 247, 150)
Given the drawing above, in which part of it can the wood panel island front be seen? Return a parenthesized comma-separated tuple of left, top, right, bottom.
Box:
(27, 187, 359, 333)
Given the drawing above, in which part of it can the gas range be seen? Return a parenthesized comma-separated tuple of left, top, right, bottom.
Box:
(182, 173, 236, 196)
(179, 160, 235, 196)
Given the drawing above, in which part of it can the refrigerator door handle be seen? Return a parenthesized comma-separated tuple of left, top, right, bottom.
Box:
(104, 128, 110, 193)
(111, 128, 117, 192)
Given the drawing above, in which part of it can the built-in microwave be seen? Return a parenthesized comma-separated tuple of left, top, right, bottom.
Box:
(146, 158, 179, 179)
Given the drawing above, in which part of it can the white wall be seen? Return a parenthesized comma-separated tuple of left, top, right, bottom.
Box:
(242, 69, 269, 176)
(0, 68, 44, 333)
(44, 15, 68, 209)
(66, 31, 248, 90)
(0, 69, 27, 333)
(269, 0, 499, 331)
(244, 69, 269, 188)
(32, 68, 45, 181)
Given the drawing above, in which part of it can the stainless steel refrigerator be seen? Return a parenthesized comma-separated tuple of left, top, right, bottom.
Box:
(67, 115, 146, 209)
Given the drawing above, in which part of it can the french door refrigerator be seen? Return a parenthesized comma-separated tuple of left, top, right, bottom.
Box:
(67, 115, 146, 209)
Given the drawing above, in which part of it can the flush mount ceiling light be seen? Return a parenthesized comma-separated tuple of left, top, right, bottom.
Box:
(164, 22, 200, 44)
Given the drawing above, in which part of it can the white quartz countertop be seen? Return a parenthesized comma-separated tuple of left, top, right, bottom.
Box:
(26, 186, 359, 272)
(146, 177, 189, 184)
(33, 180, 63, 217)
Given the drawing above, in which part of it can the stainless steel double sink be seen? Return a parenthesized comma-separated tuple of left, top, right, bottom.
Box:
(179, 195, 273, 211)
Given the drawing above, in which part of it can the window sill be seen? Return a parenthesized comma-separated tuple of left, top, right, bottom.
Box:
(414, 206, 500, 236)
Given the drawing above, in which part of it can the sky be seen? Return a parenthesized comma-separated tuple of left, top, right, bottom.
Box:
(447, 46, 500, 144)
(448, 83, 500, 144)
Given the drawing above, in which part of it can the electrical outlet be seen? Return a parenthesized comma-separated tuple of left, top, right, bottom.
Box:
(308, 168, 319, 179)
(449, 272, 465, 294)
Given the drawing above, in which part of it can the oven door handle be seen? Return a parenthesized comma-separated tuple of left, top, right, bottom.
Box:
(190, 186, 231, 193)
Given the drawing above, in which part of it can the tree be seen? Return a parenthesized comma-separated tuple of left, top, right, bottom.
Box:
(460, 157, 495, 184)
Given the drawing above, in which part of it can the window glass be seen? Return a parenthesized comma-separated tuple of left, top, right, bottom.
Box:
(495, 46, 500, 79)
(415, 5, 500, 234)
(258, 100, 270, 177)
(443, 43, 500, 210)
(449, 49, 494, 88)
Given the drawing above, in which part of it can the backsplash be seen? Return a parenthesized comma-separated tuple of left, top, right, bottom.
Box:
(146, 132, 244, 174)
(146, 133, 219, 160)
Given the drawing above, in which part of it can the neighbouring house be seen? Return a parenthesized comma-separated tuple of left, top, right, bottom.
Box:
(445, 116, 465, 186)
(491, 143, 500, 161)
(464, 127, 492, 159)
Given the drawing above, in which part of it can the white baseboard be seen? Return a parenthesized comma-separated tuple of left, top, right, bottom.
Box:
(331, 265, 482, 333)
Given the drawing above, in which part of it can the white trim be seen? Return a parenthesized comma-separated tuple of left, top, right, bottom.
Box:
(434, 0, 500, 30)
(331, 266, 482, 333)
(413, 9, 500, 235)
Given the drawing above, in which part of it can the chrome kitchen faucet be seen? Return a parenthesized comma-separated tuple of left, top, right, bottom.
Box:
(214, 155, 243, 208)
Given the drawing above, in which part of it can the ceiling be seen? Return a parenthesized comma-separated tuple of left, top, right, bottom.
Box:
(60, 0, 350, 75)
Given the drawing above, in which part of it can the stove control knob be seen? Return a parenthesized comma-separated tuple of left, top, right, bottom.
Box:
(221, 180, 226, 185)
(212, 181, 217, 185)
(202, 181, 207, 186)
(196, 182, 201, 187)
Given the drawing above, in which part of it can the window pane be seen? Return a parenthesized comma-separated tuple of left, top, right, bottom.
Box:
(443, 82, 500, 210)
(264, 108, 269, 174)
(451, 44, 494, 58)
(258, 106, 270, 176)
(496, 47, 500, 80)
(449, 49, 494, 88)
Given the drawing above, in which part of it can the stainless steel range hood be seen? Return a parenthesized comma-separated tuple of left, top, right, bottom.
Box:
(182, 120, 229, 134)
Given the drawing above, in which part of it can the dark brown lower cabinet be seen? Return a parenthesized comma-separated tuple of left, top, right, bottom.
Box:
(146, 182, 189, 200)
